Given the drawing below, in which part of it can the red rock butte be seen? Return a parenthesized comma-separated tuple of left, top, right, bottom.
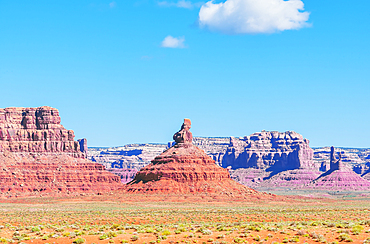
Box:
(0, 106, 121, 195)
(307, 147, 370, 191)
(0, 106, 85, 158)
(124, 119, 271, 198)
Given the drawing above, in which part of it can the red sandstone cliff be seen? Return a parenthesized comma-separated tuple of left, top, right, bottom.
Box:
(0, 106, 86, 158)
(0, 106, 121, 196)
(124, 119, 270, 198)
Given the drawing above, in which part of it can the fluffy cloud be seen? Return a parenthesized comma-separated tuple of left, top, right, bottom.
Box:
(158, 0, 203, 9)
(161, 35, 186, 48)
(198, 0, 310, 34)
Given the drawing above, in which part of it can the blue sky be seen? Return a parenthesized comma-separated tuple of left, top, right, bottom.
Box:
(0, 0, 369, 147)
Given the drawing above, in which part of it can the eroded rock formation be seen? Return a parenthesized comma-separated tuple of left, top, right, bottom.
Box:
(0, 106, 121, 196)
(0, 106, 86, 158)
(313, 147, 369, 173)
(88, 132, 370, 192)
(124, 119, 267, 197)
(257, 169, 322, 189)
(0, 153, 121, 194)
(308, 147, 370, 191)
(107, 168, 138, 184)
(222, 131, 315, 171)
(223, 131, 321, 189)
(329, 146, 343, 171)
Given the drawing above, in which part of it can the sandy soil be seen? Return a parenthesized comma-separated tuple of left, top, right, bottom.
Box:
(0, 193, 369, 244)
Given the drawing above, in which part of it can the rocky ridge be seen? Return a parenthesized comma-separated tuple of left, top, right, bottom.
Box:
(89, 133, 370, 192)
(0, 106, 121, 196)
(123, 119, 268, 198)
(308, 147, 370, 191)
(0, 106, 86, 158)
(89, 144, 167, 184)
(313, 147, 370, 173)
(0, 152, 121, 194)
(222, 131, 315, 170)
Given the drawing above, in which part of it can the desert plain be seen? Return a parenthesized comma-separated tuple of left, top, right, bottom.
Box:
(1, 109, 370, 244)
(2, 1, 370, 243)
(0, 193, 370, 244)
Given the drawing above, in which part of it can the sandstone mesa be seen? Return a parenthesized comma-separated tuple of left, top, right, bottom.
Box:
(0, 106, 121, 196)
(91, 131, 370, 192)
(1, 105, 369, 196)
(122, 119, 272, 198)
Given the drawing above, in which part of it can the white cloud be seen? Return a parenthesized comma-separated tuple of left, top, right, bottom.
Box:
(158, 0, 203, 9)
(198, 0, 310, 34)
(109, 1, 117, 8)
(161, 36, 186, 48)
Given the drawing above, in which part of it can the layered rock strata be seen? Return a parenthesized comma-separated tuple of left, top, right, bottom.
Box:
(230, 168, 271, 189)
(222, 131, 315, 171)
(308, 147, 370, 191)
(89, 144, 168, 170)
(222, 131, 322, 188)
(88, 145, 370, 178)
(88, 133, 370, 192)
(124, 119, 265, 197)
(192, 137, 230, 165)
(257, 169, 322, 189)
(107, 168, 138, 184)
(89, 131, 318, 186)
(313, 147, 370, 173)
(0, 106, 121, 195)
(0, 106, 86, 158)
(0, 153, 121, 194)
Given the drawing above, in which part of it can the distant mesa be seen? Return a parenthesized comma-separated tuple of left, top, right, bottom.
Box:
(307, 146, 370, 191)
(123, 119, 270, 198)
(0, 106, 121, 196)
(224, 130, 322, 189)
(222, 131, 315, 171)
(91, 129, 370, 193)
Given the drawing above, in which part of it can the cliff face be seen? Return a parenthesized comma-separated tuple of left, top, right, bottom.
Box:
(0, 106, 121, 196)
(192, 137, 230, 165)
(88, 144, 370, 175)
(87, 132, 370, 192)
(87, 131, 319, 189)
(88, 138, 231, 185)
(307, 147, 370, 191)
(89, 144, 167, 170)
(0, 106, 86, 158)
(313, 147, 370, 173)
(0, 153, 121, 194)
(124, 119, 266, 198)
(222, 131, 314, 172)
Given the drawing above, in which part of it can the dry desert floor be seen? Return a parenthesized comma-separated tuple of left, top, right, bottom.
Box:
(0, 193, 369, 244)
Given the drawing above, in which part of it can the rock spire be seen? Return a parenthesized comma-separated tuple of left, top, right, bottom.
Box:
(173, 119, 193, 144)
(124, 119, 270, 199)
(307, 146, 370, 191)
(330, 146, 343, 171)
